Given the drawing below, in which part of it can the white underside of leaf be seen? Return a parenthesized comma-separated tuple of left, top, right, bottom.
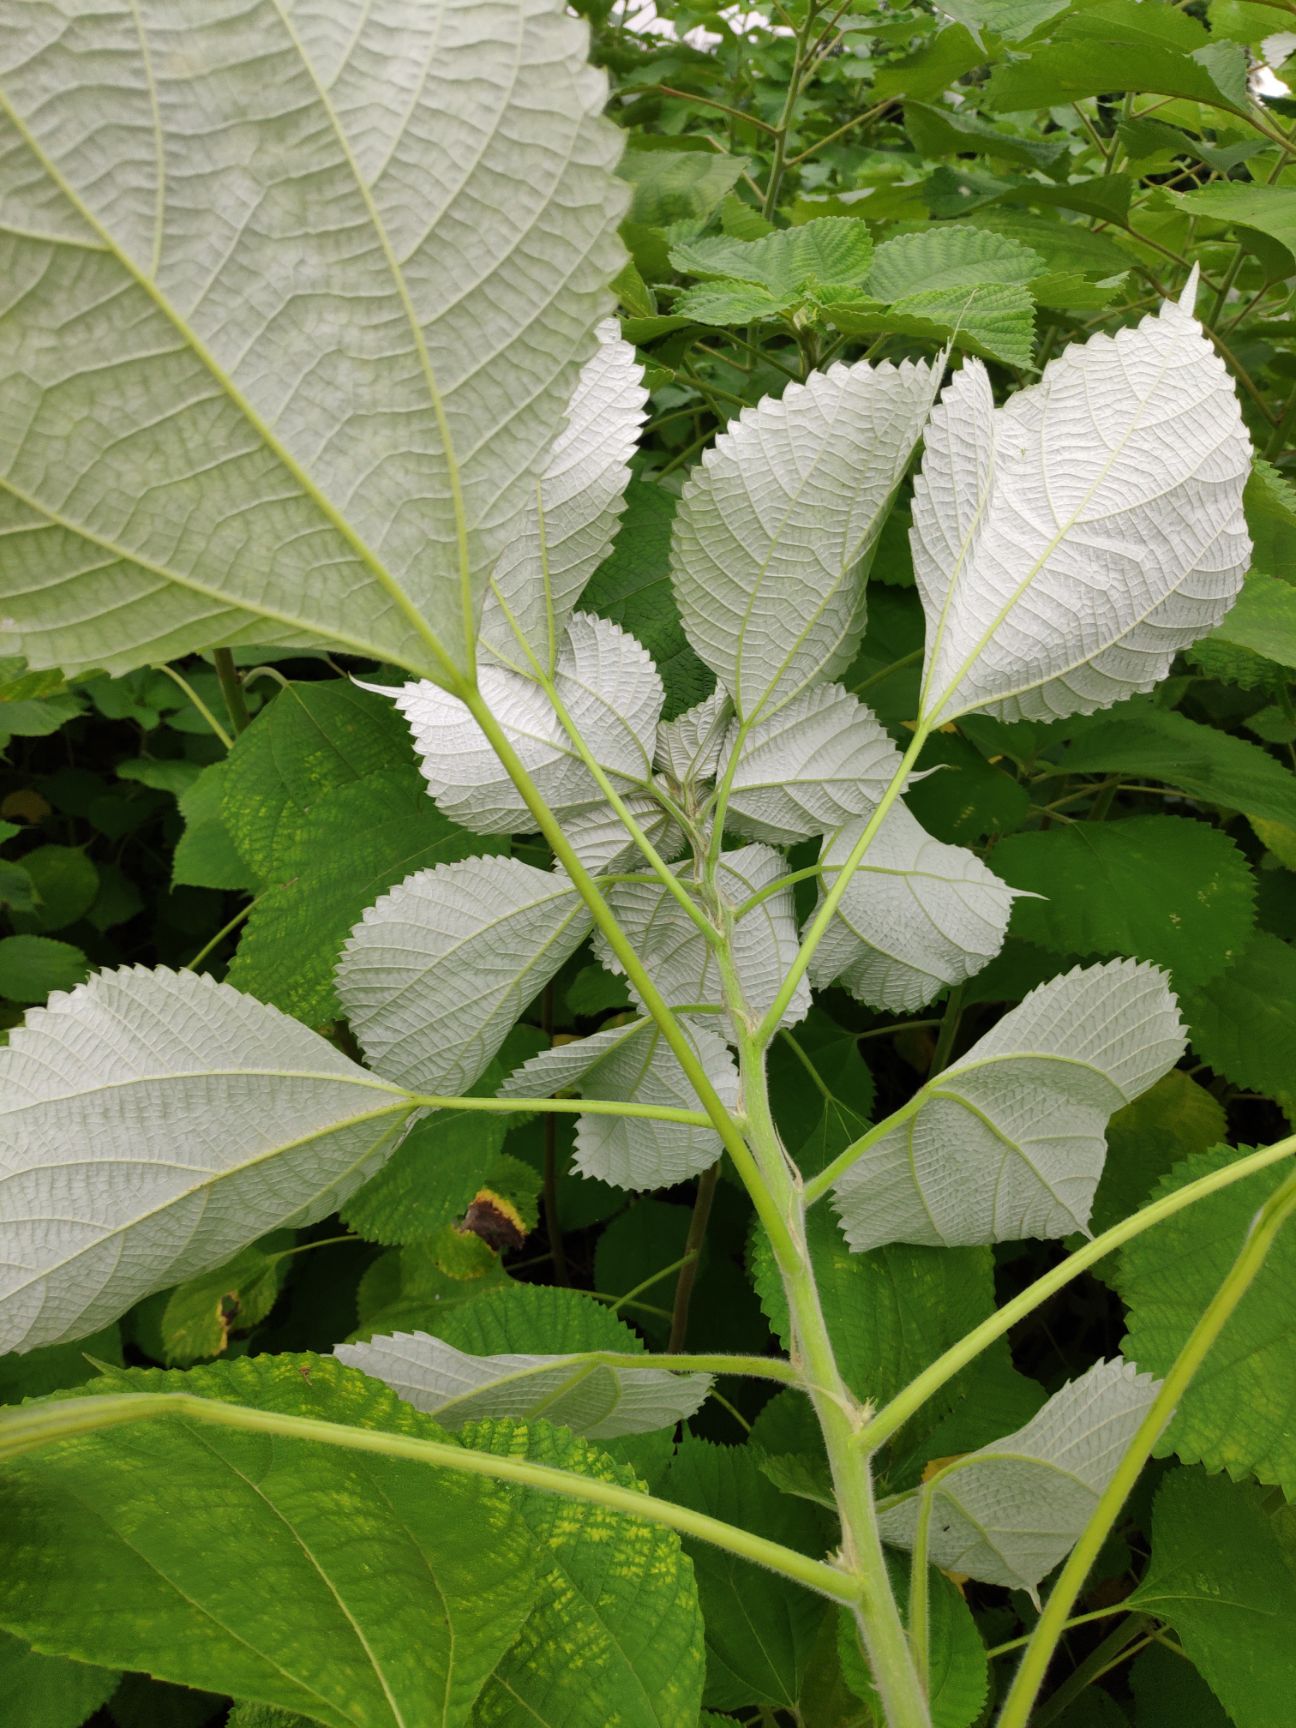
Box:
(721, 682, 903, 844)
(833, 959, 1186, 1251)
(671, 357, 941, 721)
(500, 1017, 738, 1189)
(395, 612, 665, 833)
(336, 1330, 711, 1438)
(913, 296, 1252, 726)
(480, 322, 647, 675)
(336, 856, 591, 1095)
(878, 1357, 1162, 1595)
(0, 0, 626, 680)
(655, 689, 732, 789)
(563, 797, 684, 875)
(0, 967, 412, 1352)
(595, 844, 812, 1028)
(809, 800, 1021, 1012)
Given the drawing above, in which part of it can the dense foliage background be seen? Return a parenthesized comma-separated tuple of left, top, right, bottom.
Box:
(3, 3, 1296, 1725)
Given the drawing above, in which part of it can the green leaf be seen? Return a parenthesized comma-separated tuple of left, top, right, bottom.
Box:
(837, 1561, 987, 1728)
(1056, 704, 1296, 829)
(222, 681, 420, 884)
(1120, 1144, 1296, 1495)
(826, 283, 1036, 369)
(0, 935, 89, 1004)
(990, 816, 1256, 987)
(341, 1030, 546, 1246)
(172, 759, 255, 892)
(1130, 1468, 1296, 1728)
(671, 280, 795, 325)
(984, 19, 1249, 114)
(0, 1357, 539, 1728)
(867, 225, 1044, 300)
(1245, 460, 1296, 583)
(228, 768, 488, 1025)
(0, 1, 626, 683)
(904, 101, 1067, 168)
(0, 1326, 121, 1407)
(581, 481, 711, 720)
(1198, 570, 1296, 671)
(12, 846, 98, 932)
(671, 218, 875, 299)
(873, 24, 985, 101)
(0, 859, 34, 915)
(618, 145, 746, 225)
(0, 1629, 117, 1728)
(150, 1233, 293, 1367)
(1128, 1641, 1231, 1728)
(665, 1436, 832, 1712)
(1169, 184, 1296, 277)
(464, 1419, 704, 1728)
(1179, 932, 1296, 1097)
(1089, 1070, 1226, 1236)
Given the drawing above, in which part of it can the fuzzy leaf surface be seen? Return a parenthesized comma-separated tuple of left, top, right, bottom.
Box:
(500, 1017, 738, 1189)
(0, 968, 413, 1352)
(0, 0, 625, 680)
(336, 1330, 709, 1438)
(671, 358, 939, 721)
(913, 294, 1251, 726)
(721, 684, 904, 844)
(809, 800, 1021, 1012)
(337, 857, 590, 1096)
(877, 1358, 1161, 1595)
(480, 323, 647, 676)
(832, 960, 1185, 1251)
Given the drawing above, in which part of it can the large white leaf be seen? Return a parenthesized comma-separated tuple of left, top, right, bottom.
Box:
(832, 960, 1185, 1252)
(336, 857, 591, 1095)
(500, 1017, 738, 1188)
(671, 357, 940, 723)
(396, 612, 666, 833)
(480, 322, 647, 675)
(878, 1358, 1161, 1597)
(563, 797, 684, 876)
(0, 1, 625, 681)
(0, 967, 414, 1352)
(336, 1330, 710, 1438)
(721, 683, 903, 844)
(596, 844, 812, 1028)
(913, 286, 1251, 726)
(809, 801, 1021, 1012)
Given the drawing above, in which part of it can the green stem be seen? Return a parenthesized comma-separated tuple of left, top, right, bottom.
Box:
(184, 896, 258, 971)
(1029, 1616, 1150, 1727)
(761, 0, 821, 217)
(928, 984, 964, 1077)
(859, 1134, 1296, 1453)
(998, 1166, 1296, 1728)
(735, 1037, 933, 1728)
(757, 727, 929, 1042)
(0, 1391, 853, 1604)
(152, 662, 233, 749)
(213, 647, 252, 736)
(909, 1487, 936, 1691)
(539, 983, 568, 1286)
(459, 684, 803, 1272)
(406, 1092, 713, 1126)
(668, 1162, 720, 1352)
(803, 1091, 926, 1207)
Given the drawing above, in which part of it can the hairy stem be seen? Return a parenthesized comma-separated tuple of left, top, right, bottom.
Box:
(459, 682, 804, 1272)
(539, 983, 568, 1286)
(668, 1162, 720, 1352)
(998, 1164, 1296, 1727)
(859, 1133, 1296, 1453)
(0, 1391, 855, 1604)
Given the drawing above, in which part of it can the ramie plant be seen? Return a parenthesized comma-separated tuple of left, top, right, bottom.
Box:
(1, 6, 1295, 1728)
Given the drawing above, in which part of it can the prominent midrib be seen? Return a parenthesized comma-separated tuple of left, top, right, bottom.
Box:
(0, 82, 458, 682)
(927, 336, 1179, 719)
